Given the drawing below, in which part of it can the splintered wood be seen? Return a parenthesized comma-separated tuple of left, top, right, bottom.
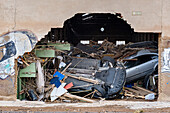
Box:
(64, 93, 96, 103)
(124, 86, 156, 99)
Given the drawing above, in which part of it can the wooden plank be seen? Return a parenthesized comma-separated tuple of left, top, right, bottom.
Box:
(124, 92, 145, 99)
(19, 56, 29, 66)
(67, 68, 96, 75)
(125, 87, 147, 96)
(122, 59, 137, 61)
(64, 93, 96, 103)
(44, 84, 55, 92)
(61, 63, 72, 74)
(132, 86, 157, 95)
(65, 74, 99, 84)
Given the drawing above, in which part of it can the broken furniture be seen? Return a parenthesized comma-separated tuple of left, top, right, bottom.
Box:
(34, 43, 70, 57)
(17, 63, 36, 100)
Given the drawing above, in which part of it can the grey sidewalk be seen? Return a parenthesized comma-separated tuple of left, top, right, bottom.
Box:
(0, 100, 170, 110)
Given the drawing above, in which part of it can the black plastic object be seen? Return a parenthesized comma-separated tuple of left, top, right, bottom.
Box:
(102, 56, 116, 67)
(93, 85, 106, 97)
(65, 77, 93, 92)
(65, 62, 126, 99)
(94, 63, 126, 98)
(28, 89, 38, 101)
(76, 43, 97, 54)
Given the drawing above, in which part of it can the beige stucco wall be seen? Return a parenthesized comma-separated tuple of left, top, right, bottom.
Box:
(158, 37, 170, 101)
(0, 0, 163, 39)
(162, 0, 170, 37)
(0, 0, 170, 101)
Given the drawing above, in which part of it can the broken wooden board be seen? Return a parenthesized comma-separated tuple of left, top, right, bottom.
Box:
(132, 86, 157, 95)
(124, 86, 157, 99)
(125, 87, 148, 96)
(124, 92, 145, 99)
(65, 74, 99, 84)
(64, 93, 96, 103)
(67, 68, 96, 75)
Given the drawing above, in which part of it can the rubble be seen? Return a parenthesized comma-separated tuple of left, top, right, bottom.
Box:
(16, 39, 158, 103)
(124, 84, 157, 100)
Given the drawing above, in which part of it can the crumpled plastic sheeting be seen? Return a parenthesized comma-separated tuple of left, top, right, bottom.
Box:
(36, 60, 45, 94)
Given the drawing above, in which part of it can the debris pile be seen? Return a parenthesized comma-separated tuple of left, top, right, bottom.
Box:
(124, 83, 157, 100)
(17, 39, 158, 102)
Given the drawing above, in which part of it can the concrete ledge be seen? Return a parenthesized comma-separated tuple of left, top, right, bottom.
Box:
(0, 100, 170, 110)
(0, 95, 16, 101)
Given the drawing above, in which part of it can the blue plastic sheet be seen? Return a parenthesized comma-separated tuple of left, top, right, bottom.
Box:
(53, 71, 65, 80)
(50, 77, 61, 88)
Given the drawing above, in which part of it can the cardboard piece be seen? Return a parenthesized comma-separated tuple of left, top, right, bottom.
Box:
(50, 83, 67, 102)
(64, 82, 73, 90)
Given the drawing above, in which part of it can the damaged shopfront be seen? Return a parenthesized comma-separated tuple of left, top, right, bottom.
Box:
(0, 13, 160, 102)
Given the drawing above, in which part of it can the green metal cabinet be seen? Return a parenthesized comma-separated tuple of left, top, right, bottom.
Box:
(35, 49, 56, 58)
(34, 43, 70, 58)
(17, 63, 36, 100)
(47, 43, 70, 50)
(19, 63, 36, 77)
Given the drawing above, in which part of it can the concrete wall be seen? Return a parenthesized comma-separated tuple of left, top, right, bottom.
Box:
(0, 0, 170, 101)
(158, 37, 170, 101)
(0, 0, 162, 39)
(162, 0, 170, 37)
(159, 0, 170, 101)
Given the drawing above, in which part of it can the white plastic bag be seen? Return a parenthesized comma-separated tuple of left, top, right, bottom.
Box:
(36, 60, 45, 94)
(145, 93, 155, 100)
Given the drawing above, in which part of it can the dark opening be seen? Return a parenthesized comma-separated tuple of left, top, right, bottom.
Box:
(44, 13, 160, 46)
(38, 13, 161, 99)
(132, 32, 159, 42)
